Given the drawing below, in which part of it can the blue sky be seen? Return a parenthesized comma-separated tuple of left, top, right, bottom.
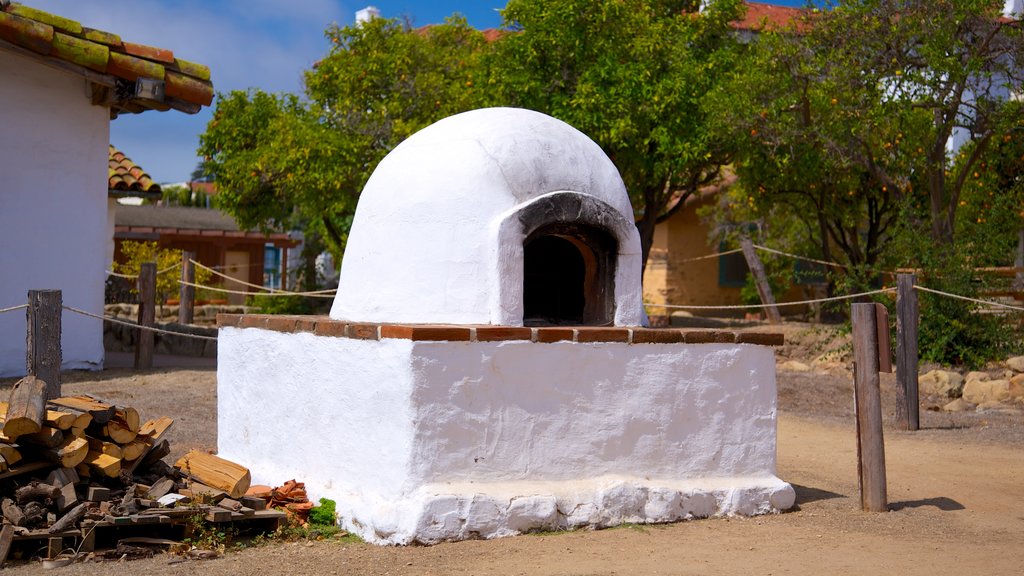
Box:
(26, 0, 810, 183)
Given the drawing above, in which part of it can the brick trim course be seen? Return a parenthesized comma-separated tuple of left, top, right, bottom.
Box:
(216, 314, 784, 346)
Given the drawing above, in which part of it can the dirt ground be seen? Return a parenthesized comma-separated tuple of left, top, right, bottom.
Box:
(3, 325, 1023, 575)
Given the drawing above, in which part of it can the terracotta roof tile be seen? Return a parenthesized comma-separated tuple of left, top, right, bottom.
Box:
(0, 1, 213, 115)
(108, 144, 161, 197)
(734, 2, 808, 32)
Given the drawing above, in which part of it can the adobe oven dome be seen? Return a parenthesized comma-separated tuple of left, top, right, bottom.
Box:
(330, 107, 645, 326)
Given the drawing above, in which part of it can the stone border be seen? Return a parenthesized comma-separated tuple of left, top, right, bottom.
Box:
(217, 314, 784, 346)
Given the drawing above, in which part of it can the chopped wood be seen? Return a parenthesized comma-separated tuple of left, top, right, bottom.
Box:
(146, 477, 176, 501)
(45, 436, 89, 468)
(22, 501, 47, 526)
(49, 502, 88, 534)
(121, 438, 147, 462)
(218, 497, 243, 512)
(204, 508, 232, 522)
(115, 407, 141, 433)
(0, 524, 14, 568)
(138, 416, 173, 438)
(70, 413, 92, 437)
(45, 467, 79, 488)
(123, 438, 170, 477)
(56, 482, 78, 512)
(0, 401, 74, 430)
(49, 396, 115, 425)
(87, 419, 137, 445)
(0, 461, 50, 481)
(179, 482, 226, 504)
(15, 481, 60, 504)
(87, 437, 122, 459)
(240, 496, 267, 511)
(175, 450, 251, 499)
(20, 426, 63, 449)
(82, 451, 120, 478)
(3, 376, 47, 439)
(2, 498, 25, 526)
(0, 455, 7, 474)
(0, 444, 21, 467)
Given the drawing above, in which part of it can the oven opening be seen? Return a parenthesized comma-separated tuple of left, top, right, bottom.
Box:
(523, 223, 617, 326)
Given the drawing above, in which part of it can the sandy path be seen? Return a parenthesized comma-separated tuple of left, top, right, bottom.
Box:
(10, 407, 1021, 575)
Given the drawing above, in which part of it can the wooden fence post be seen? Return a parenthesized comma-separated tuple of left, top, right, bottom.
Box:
(895, 273, 920, 431)
(26, 290, 61, 399)
(739, 235, 782, 324)
(135, 263, 156, 370)
(852, 302, 888, 512)
(178, 251, 195, 325)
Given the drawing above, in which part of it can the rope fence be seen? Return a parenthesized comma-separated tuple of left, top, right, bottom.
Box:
(105, 262, 181, 280)
(913, 285, 1024, 312)
(61, 305, 218, 342)
(0, 304, 28, 315)
(188, 260, 336, 297)
(645, 287, 897, 311)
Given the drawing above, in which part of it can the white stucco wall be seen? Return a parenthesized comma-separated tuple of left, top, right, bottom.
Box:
(331, 107, 645, 327)
(0, 50, 111, 376)
(218, 327, 794, 544)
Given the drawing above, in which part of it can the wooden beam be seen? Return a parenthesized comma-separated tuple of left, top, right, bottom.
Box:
(26, 290, 61, 399)
(135, 263, 156, 370)
(895, 274, 920, 431)
(852, 303, 888, 513)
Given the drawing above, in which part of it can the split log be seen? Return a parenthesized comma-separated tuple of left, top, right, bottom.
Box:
(146, 477, 176, 500)
(0, 455, 7, 474)
(70, 413, 92, 438)
(15, 481, 60, 504)
(19, 426, 63, 449)
(122, 417, 173, 477)
(87, 419, 137, 445)
(121, 438, 147, 462)
(175, 450, 251, 499)
(0, 402, 74, 430)
(180, 482, 226, 504)
(56, 482, 78, 512)
(87, 437, 122, 459)
(49, 396, 115, 425)
(48, 502, 88, 534)
(115, 407, 141, 433)
(82, 450, 121, 479)
(3, 376, 47, 438)
(0, 444, 21, 467)
(0, 524, 14, 568)
(2, 498, 25, 526)
(45, 467, 79, 488)
(139, 416, 173, 439)
(45, 436, 89, 468)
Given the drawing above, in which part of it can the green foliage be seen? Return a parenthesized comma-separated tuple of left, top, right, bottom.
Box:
(114, 241, 212, 305)
(184, 511, 231, 551)
(491, 0, 744, 267)
(245, 294, 313, 315)
(308, 498, 337, 527)
(161, 184, 217, 208)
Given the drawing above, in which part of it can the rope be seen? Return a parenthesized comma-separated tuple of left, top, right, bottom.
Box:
(914, 285, 1024, 312)
(178, 280, 335, 299)
(752, 245, 848, 269)
(646, 287, 897, 310)
(675, 248, 743, 263)
(0, 304, 28, 315)
(61, 305, 219, 341)
(189, 260, 337, 297)
(106, 262, 181, 280)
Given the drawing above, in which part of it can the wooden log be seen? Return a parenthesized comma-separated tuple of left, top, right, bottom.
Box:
(0, 455, 7, 474)
(2, 498, 25, 526)
(179, 251, 196, 325)
(87, 419, 137, 445)
(121, 438, 147, 462)
(27, 290, 62, 399)
(0, 402, 74, 430)
(138, 416, 173, 439)
(15, 482, 60, 504)
(0, 444, 21, 467)
(3, 375, 47, 438)
(180, 482, 227, 504)
(49, 502, 88, 534)
(895, 273, 920, 431)
(0, 524, 15, 568)
(136, 262, 156, 370)
(20, 425, 63, 449)
(70, 413, 92, 437)
(175, 450, 251, 499)
(122, 417, 173, 477)
(82, 451, 121, 479)
(115, 407, 141, 433)
(22, 501, 46, 527)
(49, 396, 115, 425)
(739, 235, 782, 324)
(146, 477, 176, 501)
(45, 436, 89, 468)
(852, 303, 888, 513)
(46, 467, 79, 488)
(87, 437, 122, 459)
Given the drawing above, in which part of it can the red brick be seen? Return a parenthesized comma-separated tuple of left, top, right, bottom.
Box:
(216, 314, 242, 328)
(575, 327, 630, 343)
(294, 317, 318, 333)
(239, 316, 269, 329)
(535, 328, 575, 343)
(475, 327, 532, 342)
(631, 328, 685, 344)
(314, 320, 347, 338)
(408, 326, 472, 341)
(264, 316, 298, 333)
(684, 331, 737, 344)
(347, 323, 381, 340)
(736, 332, 785, 346)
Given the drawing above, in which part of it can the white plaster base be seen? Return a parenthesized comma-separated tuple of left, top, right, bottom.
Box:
(217, 328, 794, 545)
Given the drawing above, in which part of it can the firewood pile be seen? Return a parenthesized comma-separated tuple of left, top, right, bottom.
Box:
(0, 375, 284, 565)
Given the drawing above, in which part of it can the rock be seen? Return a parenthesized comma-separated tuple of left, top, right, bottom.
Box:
(976, 400, 1009, 412)
(962, 378, 1010, 405)
(964, 371, 990, 384)
(942, 398, 975, 412)
(1006, 356, 1024, 373)
(1010, 374, 1024, 399)
(919, 370, 964, 398)
(778, 360, 812, 372)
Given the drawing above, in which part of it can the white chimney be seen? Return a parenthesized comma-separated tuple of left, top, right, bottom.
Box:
(1007, 0, 1023, 16)
(356, 6, 380, 25)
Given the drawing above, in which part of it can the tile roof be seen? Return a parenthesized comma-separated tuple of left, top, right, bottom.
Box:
(734, 2, 806, 32)
(108, 145, 161, 198)
(0, 1, 213, 116)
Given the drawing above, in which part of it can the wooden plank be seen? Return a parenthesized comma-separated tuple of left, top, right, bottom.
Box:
(852, 303, 888, 513)
(0, 524, 15, 568)
(146, 477, 176, 501)
(135, 262, 156, 370)
(739, 235, 782, 324)
(895, 273, 920, 431)
(3, 376, 47, 438)
(0, 461, 50, 481)
(27, 290, 62, 399)
(240, 496, 267, 511)
(175, 450, 250, 499)
(56, 482, 78, 512)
